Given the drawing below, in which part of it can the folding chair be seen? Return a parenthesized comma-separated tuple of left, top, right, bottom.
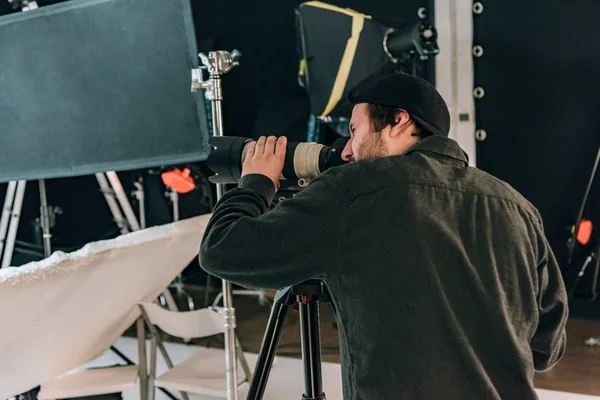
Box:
(139, 302, 261, 399)
(37, 318, 147, 400)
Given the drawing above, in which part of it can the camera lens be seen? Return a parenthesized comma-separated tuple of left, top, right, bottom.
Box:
(206, 136, 349, 185)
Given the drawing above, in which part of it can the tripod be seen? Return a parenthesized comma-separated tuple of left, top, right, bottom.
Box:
(565, 145, 599, 298)
(247, 280, 330, 400)
(0, 179, 57, 269)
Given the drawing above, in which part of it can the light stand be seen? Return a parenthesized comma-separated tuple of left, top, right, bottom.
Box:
(192, 49, 248, 400)
(564, 145, 599, 298)
(0, 180, 26, 269)
(38, 179, 52, 257)
(567, 146, 600, 264)
(0, 179, 58, 268)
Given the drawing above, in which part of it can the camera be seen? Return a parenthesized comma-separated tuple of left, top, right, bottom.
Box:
(205, 136, 349, 187)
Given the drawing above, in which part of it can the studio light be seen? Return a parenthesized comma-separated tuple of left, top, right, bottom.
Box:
(295, 1, 439, 140)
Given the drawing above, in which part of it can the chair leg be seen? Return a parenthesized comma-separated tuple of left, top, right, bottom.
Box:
(149, 334, 157, 400)
(140, 306, 189, 400)
(137, 317, 149, 400)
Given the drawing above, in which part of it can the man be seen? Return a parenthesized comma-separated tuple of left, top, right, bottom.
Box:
(200, 73, 568, 399)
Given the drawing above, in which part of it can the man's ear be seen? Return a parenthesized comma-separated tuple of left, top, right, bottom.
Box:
(389, 110, 412, 138)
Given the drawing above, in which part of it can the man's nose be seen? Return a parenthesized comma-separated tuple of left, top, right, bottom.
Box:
(341, 139, 353, 162)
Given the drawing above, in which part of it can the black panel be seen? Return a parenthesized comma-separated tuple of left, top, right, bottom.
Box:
(473, 0, 600, 262)
(0, 0, 209, 183)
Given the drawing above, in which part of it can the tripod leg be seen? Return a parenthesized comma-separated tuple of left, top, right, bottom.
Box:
(299, 298, 326, 400)
(247, 288, 293, 400)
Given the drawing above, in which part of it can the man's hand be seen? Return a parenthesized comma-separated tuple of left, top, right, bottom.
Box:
(242, 136, 287, 190)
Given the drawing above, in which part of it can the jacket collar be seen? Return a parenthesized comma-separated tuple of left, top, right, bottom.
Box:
(402, 136, 469, 166)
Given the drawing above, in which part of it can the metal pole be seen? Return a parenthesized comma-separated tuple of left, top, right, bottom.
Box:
(170, 189, 180, 222)
(149, 334, 157, 400)
(137, 317, 148, 400)
(38, 179, 52, 257)
(568, 145, 600, 263)
(299, 299, 325, 400)
(96, 173, 130, 234)
(213, 79, 237, 398)
(0, 181, 17, 258)
(1, 181, 26, 269)
(106, 171, 141, 231)
(213, 84, 239, 400)
(590, 244, 600, 298)
(193, 50, 243, 400)
(133, 179, 146, 229)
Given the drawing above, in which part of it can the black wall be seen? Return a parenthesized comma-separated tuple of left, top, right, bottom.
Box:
(473, 0, 600, 266)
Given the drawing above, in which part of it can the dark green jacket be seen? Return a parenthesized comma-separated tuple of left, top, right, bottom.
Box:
(200, 136, 568, 400)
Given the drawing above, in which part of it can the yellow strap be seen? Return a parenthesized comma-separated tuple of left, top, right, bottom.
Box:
(319, 13, 366, 116)
(299, 58, 307, 77)
(303, 1, 371, 19)
(300, 2, 372, 116)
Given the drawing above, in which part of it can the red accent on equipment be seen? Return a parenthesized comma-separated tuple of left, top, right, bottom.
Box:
(577, 219, 593, 245)
(161, 168, 195, 193)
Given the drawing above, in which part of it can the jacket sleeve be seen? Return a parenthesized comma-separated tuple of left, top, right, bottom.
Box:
(530, 231, 569, 372)
(199, 173, 347, 290)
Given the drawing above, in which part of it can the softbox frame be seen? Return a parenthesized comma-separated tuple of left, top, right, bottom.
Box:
(0, 0, 210, 184)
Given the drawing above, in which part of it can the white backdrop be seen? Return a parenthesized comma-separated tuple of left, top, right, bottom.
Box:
(0, 214, 211, 399)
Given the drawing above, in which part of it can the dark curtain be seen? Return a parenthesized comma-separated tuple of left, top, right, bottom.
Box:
(473, 0, 600, 268)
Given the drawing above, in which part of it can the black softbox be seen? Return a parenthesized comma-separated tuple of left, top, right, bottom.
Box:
(0, 0, 209, 183)
(296, 1, 438, 119)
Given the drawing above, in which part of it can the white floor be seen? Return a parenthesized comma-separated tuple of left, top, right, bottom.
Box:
(80, 337, 599, 400)
(84, 337, 342, 400)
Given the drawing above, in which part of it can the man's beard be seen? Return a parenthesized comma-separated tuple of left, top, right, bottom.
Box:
(355, 132, 388, 161)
